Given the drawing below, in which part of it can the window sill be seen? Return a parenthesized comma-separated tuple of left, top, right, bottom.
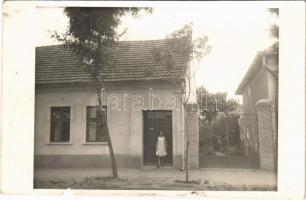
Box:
(46, 142, 73, 145)
(82, 142, 107, 145)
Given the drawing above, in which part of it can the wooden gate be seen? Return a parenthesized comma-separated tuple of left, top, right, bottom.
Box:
(199, 114, 259, 169)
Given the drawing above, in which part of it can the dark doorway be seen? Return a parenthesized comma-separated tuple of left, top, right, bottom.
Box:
(143, 110, 173, 166)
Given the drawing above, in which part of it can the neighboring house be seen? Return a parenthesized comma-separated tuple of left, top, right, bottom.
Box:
(235, 50, 278, 115)
(235, 50, 278, 156)
(34, 38, 199, 169)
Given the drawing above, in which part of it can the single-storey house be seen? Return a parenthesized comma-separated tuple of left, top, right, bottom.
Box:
(34, 38, 199, 169)
(235, 50, 278, 165)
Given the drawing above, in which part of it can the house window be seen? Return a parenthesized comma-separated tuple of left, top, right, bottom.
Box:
(265, 54, 278, 65)
(50, 107, 70, 142)
(86, 106, 107, 142)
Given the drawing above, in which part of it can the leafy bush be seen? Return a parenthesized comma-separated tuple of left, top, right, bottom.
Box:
(199, 114, 244, 156)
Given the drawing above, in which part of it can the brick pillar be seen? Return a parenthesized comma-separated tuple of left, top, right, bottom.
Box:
(255, 99, 277, 171)
(184, 104, 199, 169)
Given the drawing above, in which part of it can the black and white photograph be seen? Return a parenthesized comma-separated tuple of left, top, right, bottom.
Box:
(32, 6, 280, 191)
(1, 0, 306, 198)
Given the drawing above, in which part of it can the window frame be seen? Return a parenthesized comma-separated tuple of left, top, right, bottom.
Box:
(86, 106, 107, 143)
(50, 106, 71, 143)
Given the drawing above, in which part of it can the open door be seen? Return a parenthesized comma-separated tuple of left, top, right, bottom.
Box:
(143, 110, 173, 166)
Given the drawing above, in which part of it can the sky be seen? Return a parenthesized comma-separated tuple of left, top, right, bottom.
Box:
(36, 7, 277, 98)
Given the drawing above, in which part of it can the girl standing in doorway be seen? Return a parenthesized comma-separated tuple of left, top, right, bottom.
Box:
(155, 131, 167, 167)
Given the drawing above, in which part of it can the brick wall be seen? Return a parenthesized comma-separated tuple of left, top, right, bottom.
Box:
(184, 104, 199, 169)
(256, 99, 277, 171)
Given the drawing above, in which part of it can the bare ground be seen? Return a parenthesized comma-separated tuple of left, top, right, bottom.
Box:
(34, 168, 277, 191)
(34, 176, 275, 191)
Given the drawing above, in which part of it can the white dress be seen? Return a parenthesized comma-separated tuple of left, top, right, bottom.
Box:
(156, 136, 167, 157)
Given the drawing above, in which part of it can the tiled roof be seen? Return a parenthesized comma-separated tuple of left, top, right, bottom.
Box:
(35, 38, 188, 85)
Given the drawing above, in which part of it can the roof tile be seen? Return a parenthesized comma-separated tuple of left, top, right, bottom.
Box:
(36, 38, 188, 85)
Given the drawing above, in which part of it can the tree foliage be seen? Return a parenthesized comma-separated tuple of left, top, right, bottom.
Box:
(197, 86, 239, 123)
(151, 23, 211, 74)
(53, 7, 152, 82)
(268, 8, 279, 52)
(268, 8, 279, 17)
(197, 87, 243, 156)
(151, 23, 211, 105)
(167, 23, 211, 63)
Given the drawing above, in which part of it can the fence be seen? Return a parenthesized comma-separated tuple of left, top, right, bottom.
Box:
(199, 113, 259, 169)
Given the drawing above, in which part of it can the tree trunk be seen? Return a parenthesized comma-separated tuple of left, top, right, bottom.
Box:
(101, 109, 118, 178)
(94, 35, 118, 178)
(97, 87, 118, 179)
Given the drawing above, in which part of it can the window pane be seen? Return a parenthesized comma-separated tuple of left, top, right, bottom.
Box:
(86, 106, 107, 142)
(97, 125, 107, 142)
(52, 107, 70, 120)
(61, 121, 70, 141)
(87, 107, 97, 118)
(52, 121, 62, 142)
(50, 107, 70, 142)
(51, 120, 70, 142)
(87, 121, 97, 142)
(266, 54, 278, 65)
